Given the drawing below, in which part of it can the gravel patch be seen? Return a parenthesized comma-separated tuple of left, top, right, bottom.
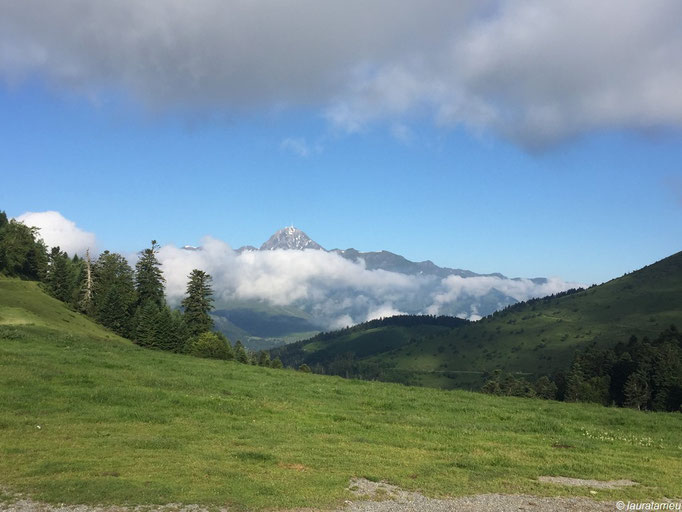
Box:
(0, 489, 225, 512)
(343, 478, 618, 512)
(538, 476, 637, 489)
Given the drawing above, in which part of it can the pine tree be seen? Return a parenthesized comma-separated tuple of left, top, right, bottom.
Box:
(92, 251, 137, 337)
(154, 306, 174, 350)
(564, 360, 584, 402)
(257, 350, 271, 367)
(135, 240, 165, 309)
(624, 371, 651, 410)
(134, 301, 160, 348)
(168, 309, 191, 353)
(181, 269, 214, 337)
(46, 246, 75, 302)
(234, 340, 249, 363)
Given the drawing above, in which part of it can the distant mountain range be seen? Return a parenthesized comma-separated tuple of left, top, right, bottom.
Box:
(239, 226, 534, 280)
(178, 227, 576, 350)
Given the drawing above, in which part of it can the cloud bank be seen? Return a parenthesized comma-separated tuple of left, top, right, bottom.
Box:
(2, 1, 682, 147)
(14, 211, 97, 256)
(157, 236, 580, 328)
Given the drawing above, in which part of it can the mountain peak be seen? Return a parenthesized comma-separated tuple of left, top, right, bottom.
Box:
(260, 226, 324, 251)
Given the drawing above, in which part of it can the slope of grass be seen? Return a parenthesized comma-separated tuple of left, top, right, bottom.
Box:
(382, 251, 682, 387)
(285, 251, 682, 389)
(0, 277, 126, 341)
(1, 279, 681, 509)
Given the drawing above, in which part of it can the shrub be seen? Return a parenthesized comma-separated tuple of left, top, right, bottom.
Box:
(186, 332, 234, 360)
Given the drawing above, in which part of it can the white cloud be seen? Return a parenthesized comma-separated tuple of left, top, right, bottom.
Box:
(426, 274, 581, 317)
(14, 211, 97, 256)
(3, 1, 681, 147)
(157, 236, 579, 326)
(365, 303, 406, 322)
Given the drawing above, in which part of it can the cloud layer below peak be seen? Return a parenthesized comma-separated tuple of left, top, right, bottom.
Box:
(2, 0, 682, 147)
(157, 236, 580, 329)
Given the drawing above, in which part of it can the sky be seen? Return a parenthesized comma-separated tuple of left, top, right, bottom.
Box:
(2, 0, 682, 286)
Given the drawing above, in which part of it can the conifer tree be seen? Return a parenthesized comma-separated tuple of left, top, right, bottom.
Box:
(134, 301, 160, 347)
(624, 371, 651, 410)
(135, 240, 165, 309)
(181, 269, 214, 337)
(234, 340, 249, 363)
(46, 246, 75, 303)
(169, 309, 191, 353)
(257, 350, 271, 367)
(92, 251, 136, 337)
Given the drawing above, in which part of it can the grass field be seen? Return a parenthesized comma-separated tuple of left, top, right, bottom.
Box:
(1, 277, 682, 509)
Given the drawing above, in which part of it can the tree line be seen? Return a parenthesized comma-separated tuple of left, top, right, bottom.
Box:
(482, 325, 682, 412)
(0, 212, 286, 368)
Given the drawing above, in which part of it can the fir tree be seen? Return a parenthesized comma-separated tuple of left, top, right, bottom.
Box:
(181, 269, 214, 337)
(257, 350, 271, 367)
(169, 309, 191, 353)
(564, 360, 584, 402)
(46, 246, 75, 303)
(624, 371, 651, 410)
(134, 301, 160, 347)
(135, 240, 165, 309)
(92, 251, 136, 337)
(234, 340, 249, 363)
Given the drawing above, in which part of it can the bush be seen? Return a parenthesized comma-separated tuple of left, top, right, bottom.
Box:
(186, 332, 234, 360)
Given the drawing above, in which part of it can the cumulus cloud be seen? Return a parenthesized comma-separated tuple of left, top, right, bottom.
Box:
(156, 236, 580, 328)
(14, 211, 97, 256)
(425, 275, 579, 317)
(365, 303, 406, 322)
(2, 1, 681, 147)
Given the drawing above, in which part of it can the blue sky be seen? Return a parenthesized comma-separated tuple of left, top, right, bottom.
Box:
(2, 1, 682, 286)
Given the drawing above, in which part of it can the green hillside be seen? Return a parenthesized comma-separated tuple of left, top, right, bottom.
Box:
(274, 315, 467, 380)
(2, 275, 682, 508)
(0, 277, 127, 341)
(281, 251, 682, 389)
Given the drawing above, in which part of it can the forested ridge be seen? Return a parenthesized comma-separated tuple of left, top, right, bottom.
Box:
(0, 211, 281, 369)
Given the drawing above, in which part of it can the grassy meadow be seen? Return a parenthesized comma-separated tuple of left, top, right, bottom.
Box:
(1, 277, 682, 509)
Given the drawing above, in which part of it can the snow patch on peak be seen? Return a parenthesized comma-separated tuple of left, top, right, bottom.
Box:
(259, 226, 324, 251)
